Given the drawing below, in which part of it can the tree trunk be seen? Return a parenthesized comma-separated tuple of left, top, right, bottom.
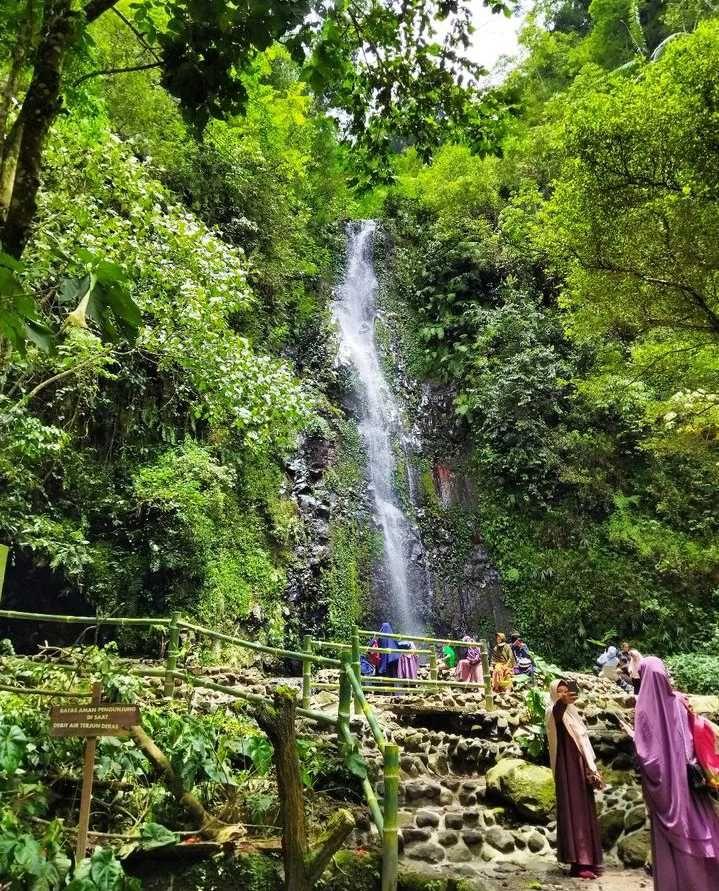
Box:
(253, 689, 310, 891)
(252, 688, 355, 891)
(1, 0, 76, 257)
(0, 117, 23, 220)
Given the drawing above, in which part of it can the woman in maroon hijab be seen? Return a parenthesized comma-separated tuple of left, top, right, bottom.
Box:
(545, 679, 604, 879)
(633, 657, 719, 889)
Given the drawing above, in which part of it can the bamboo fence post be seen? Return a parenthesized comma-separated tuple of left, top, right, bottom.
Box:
(351, 626, 362, 715)
(481, 639, 493, 711)
(302, 635, 313, 709)
(381, 743, 399, 891)
(429, 651, 437, 680)
(337, 655, 352, 736)
(0, 544, 8, 601)
(164, 612, 180, 698)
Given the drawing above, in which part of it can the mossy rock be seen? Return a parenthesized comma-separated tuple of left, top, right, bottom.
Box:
(600, 766, 636, 788)
(599, 808, 625, 849)
(486, 758, 556, 823)
(618, 829, 651, 868)
(316, 850, 381, 891)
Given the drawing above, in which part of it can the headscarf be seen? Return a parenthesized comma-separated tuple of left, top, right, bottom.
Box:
(378, 622, 400, 675)
(493, 632, 512, 663)
(597, 645, 619, 668)
(545, 679, 598, 775)
(463, 635, 481, 664)
(635, 656, 719, 858)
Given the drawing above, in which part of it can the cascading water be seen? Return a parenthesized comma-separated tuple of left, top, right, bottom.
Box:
(334, 220, 426, 632)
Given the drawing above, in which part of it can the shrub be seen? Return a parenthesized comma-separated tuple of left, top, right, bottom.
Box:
(666, 654, 719, 695)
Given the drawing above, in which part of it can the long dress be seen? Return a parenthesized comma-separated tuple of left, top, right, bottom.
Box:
(635, 657, 719, 891)
(457, 642, 484, 683)
(491, 642, 513, 692)
(397, 643, 418, 679)
(553, 700, 603, 871)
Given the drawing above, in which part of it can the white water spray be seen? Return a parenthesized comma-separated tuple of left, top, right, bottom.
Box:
(334, 220, 422, 631)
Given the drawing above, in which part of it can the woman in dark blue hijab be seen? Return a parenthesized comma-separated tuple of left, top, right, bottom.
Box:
(378, 622, 401, 677)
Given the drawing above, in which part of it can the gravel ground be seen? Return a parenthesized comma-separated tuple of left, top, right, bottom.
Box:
(483, 863, 651, 890)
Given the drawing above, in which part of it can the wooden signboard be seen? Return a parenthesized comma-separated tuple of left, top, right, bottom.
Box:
(50, 683, 140, 863)
(50, 703, 140, 737)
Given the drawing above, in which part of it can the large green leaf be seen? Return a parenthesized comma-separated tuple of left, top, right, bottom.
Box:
(0, 723, 28, 775)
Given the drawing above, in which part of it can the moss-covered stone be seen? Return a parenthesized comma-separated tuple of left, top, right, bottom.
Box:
(618, 829, 651, 867)
(599, 808, 625, 849)
(486, 757, 556, 822)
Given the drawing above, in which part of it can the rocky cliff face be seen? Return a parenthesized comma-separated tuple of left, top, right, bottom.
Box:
(369, 229, 510, 639)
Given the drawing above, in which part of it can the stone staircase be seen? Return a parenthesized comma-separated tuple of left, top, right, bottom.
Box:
(395, 773, 555, 877)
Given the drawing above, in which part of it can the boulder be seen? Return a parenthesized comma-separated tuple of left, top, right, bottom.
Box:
(415, 810, 440, 829)
(444, 812, 464, 830)
(624, 805, 647, 833)
(599, 808, 625, 849)
(526, 830, 546, 853)
(446, 843, 473, 864)
(462, 829, 484, 848)
(484, 826, 515, 854)
(437, 830, 458, 847)
(486, 758, 556, 823)
(406, 842, 446, 864)
(402, 828, 432, 844)
(618, 829, 651, 868)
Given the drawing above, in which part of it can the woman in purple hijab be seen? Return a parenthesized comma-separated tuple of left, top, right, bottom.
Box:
(377, 623, 400, 677)
(634, 656, 719, 889)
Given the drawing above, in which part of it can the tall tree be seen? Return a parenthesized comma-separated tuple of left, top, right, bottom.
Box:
(0, 0, 510, 259)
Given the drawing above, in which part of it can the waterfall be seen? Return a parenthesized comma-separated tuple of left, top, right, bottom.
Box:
(334, 220, 424, 632)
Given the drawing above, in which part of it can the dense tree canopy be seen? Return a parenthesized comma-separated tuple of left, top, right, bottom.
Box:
(0, 0, 718, 662)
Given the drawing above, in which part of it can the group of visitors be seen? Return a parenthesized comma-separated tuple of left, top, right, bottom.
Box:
(595, 641, 643, 693)
(547, 656, 719, 886)
(361, 623, 535, 689)
(359, 621, 719, 886)
(360, 623, 419, 679)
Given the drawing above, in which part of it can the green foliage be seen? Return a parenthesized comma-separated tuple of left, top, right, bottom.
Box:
(379, 14, 719, 666)
(517, 689, 549, 762)
(322, 420, 378, 640)
(67, 848, 140, 891)
(0, 815, 72, 891)
(0, 38, 342, 636)
(666, 655, 719, 695)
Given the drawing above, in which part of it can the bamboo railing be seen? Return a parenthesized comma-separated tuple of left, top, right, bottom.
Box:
(308, 626, 494, 711)
(0, 608, 400, 891)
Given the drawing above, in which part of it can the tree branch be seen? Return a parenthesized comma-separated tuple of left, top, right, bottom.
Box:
(130, 725, 245, 843)
(110, 7, 162, 63)
(15, 356, 101, 406)
(71, 62, 160, 88)
(305, 810, 355, 886)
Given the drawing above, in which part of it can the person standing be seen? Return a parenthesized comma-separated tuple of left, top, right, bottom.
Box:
(630, 657, 719, 889)
(456, 635, 484, 684)
(397, 640, 418, 680)
(545, 679, 604, 880)
(377, 622, 400, 678)
(596, 645, 620, 682)
(621, 641, 643, 694)
(491, 632, 514, 692)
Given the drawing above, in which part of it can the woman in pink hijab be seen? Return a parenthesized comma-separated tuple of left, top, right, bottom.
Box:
(633, 657, 719, 889)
